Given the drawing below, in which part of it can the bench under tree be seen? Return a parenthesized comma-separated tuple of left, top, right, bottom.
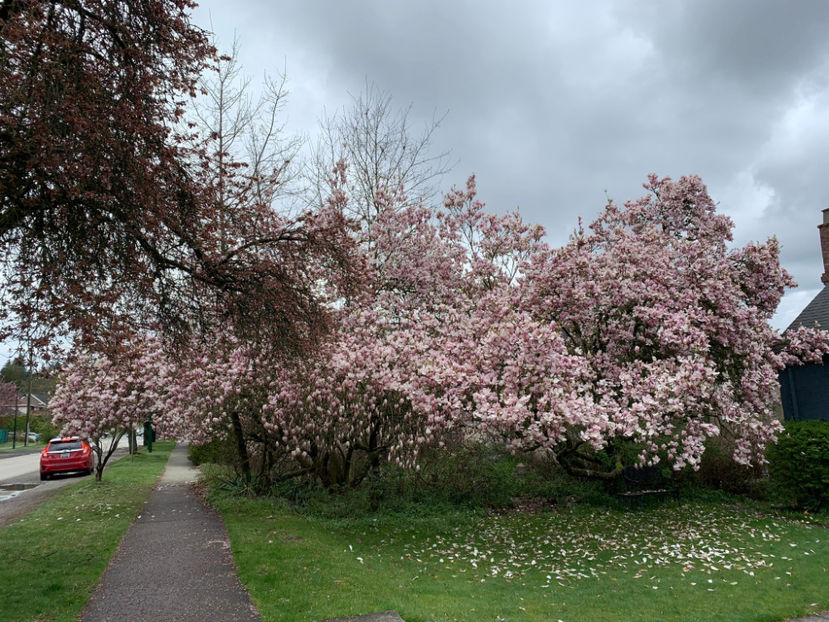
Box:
(616, 465, 679, 509)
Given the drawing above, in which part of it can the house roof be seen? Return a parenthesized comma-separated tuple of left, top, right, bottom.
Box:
(786, 285, 829, 333)
(17, 393, 49, 406)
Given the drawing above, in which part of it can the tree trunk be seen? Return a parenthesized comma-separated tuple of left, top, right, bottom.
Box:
(229, 409, 251, 482)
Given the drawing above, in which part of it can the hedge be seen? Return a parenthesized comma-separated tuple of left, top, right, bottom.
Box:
(767, 420, 829, 512)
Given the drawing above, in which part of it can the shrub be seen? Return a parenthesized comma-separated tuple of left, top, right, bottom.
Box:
(28, 414, 59, 441)
(677, 436, 768, 498)
(241, 443, 618, 517)
(413, 444, 521, 508)
(0, 413, 57, 443)
(267, 444, 527, 518)
(767, 420, 829, 512)
(189, 436, 237, 467)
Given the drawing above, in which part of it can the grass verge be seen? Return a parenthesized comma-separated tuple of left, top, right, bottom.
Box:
(210, 490, 829, 622)
(0, 441, 43, 453)
(0, 441, 173, 622)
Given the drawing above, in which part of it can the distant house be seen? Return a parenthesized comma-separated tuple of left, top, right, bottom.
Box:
(778, 210, 829, 421)
(15, 392, 50, 414)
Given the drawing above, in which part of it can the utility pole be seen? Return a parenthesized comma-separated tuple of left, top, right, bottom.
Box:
(11, 391, 18, 449)
(24, 374, 32, 447)
(24, 343, 32, 447)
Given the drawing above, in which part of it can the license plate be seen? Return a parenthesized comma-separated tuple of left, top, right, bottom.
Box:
(61, 452, 70, 458)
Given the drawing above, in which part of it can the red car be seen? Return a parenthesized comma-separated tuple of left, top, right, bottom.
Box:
(40, 437, 94, 480)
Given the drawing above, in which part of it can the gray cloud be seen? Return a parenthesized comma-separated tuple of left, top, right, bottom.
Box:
(194, 0, 829, 329)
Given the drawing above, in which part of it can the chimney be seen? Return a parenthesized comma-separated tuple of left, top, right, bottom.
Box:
(820, 209, 829, 285)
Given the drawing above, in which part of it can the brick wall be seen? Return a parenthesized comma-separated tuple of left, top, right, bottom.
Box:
(820, 209, 829, 285)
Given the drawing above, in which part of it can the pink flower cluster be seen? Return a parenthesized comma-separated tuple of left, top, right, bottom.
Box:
(524, 174, 828, 468)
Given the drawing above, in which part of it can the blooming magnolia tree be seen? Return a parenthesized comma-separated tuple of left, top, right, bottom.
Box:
(261, 308, 472, 488)
(154, 175, 538, 489)
(171, 173, 828, 489)
(153, 184, 470, 488)
(152, 334, 283, 486)
(50, 173, 825, 490)
(253, 176, 578, 487)
(51, 338, 164, 481)
(522, 174, 828, 475)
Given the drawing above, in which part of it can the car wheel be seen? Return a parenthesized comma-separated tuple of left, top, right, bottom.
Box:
(40, 472, 48, 481)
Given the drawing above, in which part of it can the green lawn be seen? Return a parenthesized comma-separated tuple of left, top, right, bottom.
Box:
(211, 493, 829, 622)
(0, 442, 174, 622)
(0, 441, 43, 453)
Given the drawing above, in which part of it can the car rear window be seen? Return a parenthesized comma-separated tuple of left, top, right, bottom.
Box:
(48, 440, 83, 452)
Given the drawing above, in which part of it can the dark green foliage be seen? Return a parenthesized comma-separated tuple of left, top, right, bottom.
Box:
(27, 414, 59, 441)
(0, 360, 26, 386)
(189, 437, 238, 467)
(767, 420, 829, 511)
(676, 436, 769, 499)
(203, 442, 619, 519)
(0, 413, 57, 443)
(244, 445, 526, 518)
(215, 472, 272, 497)
(413, 445, 523, 508)
(0, 359, 58, 395)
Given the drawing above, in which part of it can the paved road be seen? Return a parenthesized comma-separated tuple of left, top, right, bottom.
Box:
(0, 436, 134, 481)
(0, 447, 88, 526)
(0, 438, 132, 527)
(0, 448, 45, 481)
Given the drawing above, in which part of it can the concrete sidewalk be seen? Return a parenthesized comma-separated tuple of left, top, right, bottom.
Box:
(80, 444, 262, 622)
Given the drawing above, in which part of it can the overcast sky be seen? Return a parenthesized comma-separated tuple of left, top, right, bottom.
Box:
(191, 0, 829, 331)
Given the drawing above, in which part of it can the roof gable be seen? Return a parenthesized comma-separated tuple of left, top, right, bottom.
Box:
(786, 285, 829, 332)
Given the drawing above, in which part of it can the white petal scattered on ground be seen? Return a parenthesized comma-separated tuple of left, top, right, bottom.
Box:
(366, 503, 818, 586)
